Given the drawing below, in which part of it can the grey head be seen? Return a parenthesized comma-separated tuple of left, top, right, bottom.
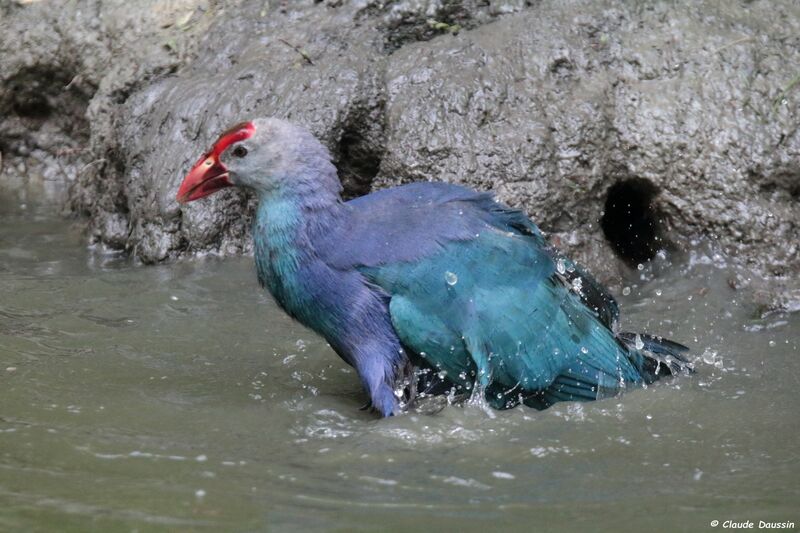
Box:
(177, 117, 341, 204)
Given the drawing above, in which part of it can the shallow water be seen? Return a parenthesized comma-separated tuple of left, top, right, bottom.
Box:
(1, 199, 798, 533)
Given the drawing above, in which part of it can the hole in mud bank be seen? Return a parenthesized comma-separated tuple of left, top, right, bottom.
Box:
(0, 64, 93, 203)
(335, 128, 383, 199)
(12, 92, 53, 120)
(600, 178, 665, 265)
(755, 167, 800, 201)
(2, 66, 90, 137)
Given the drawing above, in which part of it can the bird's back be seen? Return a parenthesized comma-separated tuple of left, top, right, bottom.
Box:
(311, 182, 692, 409)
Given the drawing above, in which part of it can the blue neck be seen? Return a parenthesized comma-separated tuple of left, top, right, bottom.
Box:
(252, 185, 344, 307)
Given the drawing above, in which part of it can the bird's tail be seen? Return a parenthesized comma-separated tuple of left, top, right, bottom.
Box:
(618, 332, 693, 383)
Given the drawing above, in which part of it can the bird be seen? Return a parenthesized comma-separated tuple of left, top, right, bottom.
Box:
(176, 118, 691, 417)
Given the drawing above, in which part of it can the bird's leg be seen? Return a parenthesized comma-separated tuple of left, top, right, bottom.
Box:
(360, 374, 399, 417)
(351, 339, 408, 417)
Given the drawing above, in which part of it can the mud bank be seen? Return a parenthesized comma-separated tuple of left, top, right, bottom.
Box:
(1, 0, 798, 312)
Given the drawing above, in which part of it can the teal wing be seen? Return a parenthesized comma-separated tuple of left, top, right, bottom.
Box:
(495, 208, 621, 331)
(362, 224, 642, 409)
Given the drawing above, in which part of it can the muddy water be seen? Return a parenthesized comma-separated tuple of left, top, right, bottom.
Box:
(1, 199, 798, 532)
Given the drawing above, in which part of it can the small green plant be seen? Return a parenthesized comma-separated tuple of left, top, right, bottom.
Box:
(773, 72, 800, 113)
(427, 19, 461, 34)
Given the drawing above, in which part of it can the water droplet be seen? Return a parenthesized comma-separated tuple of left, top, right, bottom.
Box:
(769, 340, 776, 347)
(637, 263, 644, 271)
(701, 349, 717, 365)
(195, 489, 206, 498)
(634, 334, 645, 350)
(556, 258, 566, 274)
(571, 277, 583, 292)
(444, 271, 458, 286)
(580, 346, 589, 354)
(655, 289, 662, 296)
(622, 286, 631, 296)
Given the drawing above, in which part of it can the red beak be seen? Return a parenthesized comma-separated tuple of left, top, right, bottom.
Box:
(176, 121, 256, 204)
(176, 154, 232, 203)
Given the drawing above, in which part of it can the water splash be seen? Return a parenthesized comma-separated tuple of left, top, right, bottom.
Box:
(634, 334, 644, 350)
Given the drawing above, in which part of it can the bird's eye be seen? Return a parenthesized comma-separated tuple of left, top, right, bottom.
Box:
(232, 145, 248, 158)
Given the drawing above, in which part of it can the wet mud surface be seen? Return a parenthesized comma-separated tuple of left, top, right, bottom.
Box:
(1, 0, 798, 311)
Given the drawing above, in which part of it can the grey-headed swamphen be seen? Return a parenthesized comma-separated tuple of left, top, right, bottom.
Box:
(176, 118, 691, 417)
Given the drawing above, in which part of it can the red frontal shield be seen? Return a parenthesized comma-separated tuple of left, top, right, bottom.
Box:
(176, 121, 256, 203)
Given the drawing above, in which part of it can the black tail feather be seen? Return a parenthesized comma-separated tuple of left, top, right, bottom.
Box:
(618, 332, 693, 383)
